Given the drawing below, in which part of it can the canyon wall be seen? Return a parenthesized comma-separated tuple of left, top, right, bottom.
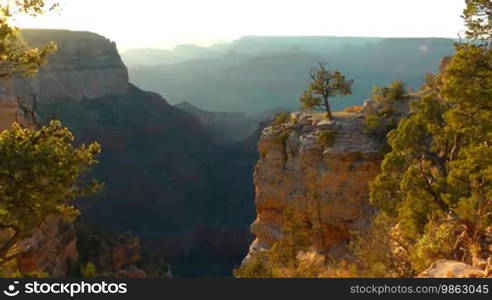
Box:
(244, 112, 383, 262)
(16, 215, 78, 277)
(0, 30, 129, 131)
(16, 29, 129, 102)
(2, 29, 256, 277)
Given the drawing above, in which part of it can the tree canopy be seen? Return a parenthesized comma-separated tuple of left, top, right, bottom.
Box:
(462, 0, 492, 43)
(299, 62, 353, 120)
(0, 0, 58, 80)
(367, 0, 492, 274)
(0, 121, 101, 265)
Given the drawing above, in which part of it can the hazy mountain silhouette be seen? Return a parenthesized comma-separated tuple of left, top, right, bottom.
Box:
(126, 37, 456, 114)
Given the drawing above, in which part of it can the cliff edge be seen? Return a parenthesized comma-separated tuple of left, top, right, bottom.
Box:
(15, 29, 129, 102)
(244, 112, 383, 263)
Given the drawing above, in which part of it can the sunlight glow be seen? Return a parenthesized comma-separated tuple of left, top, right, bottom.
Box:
(12, 0, 467, 50)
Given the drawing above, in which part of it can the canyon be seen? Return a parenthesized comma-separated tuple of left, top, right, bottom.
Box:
(128, 37, 456, 114)
(0, 29, 258, 277)
(2, 29, 484, 278)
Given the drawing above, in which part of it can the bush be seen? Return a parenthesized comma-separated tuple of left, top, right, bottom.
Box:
(363, 113, 398, 141)
(364, 114, 384, 136)
(387, 80, 406, 100)
(350, 214, 412, 278)
(234, 251, 274, 278)
(371, 81, 407, 116)
(409, 220, 457, 273)
(272, 112, 291, 128)
(421, 73, 441, 93)
(316, 130, 336, 148)
(81, 262, 97, 278)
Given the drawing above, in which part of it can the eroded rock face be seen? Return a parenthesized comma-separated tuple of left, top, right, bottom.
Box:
(0, 101, 22, 130)
(244, 113, 382, 262)
(99, 235, 141, 273)
(0, 30, 129, 130)
(16, 215, 78, 277)
(15, 29, 129, 102)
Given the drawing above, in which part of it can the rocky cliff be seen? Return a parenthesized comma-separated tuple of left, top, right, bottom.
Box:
(0, 29, 256, 277)
(244, 112, 383, 262)
(0, 215, 78, 277)
(16, 29, 129, 102)
(75, 225, 171, 278)
(0, 101, 24, 131)
(0, 30, 129, 131)
(18, 215, 78, 277)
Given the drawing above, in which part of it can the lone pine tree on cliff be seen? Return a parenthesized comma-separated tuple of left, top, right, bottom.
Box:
(300, 62, 353, 120)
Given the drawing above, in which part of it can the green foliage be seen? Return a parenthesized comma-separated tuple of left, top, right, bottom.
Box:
(388, 80, 407, 100)
(350, 214, 411, 278)
(81, 262, 97, 278)
(0, 121, 101, 269)
(409, 220, 457, 273)
(367, 6, 492, 273)
(300, 62, 353, 120)
(233, 251, 274, 278)
(235, 208, 311, 278)
(0, 121, 101, 233)
(363, 114, 384, 137)
(270, 113, 293, 144)
(23, 271, 49, 278)
(0, 0, 58, 79)
(316, 130, 336, 148)
(371, 80, 407, 116)
(462, 0, 491, 42)
(363, 112, 397, 143)
(269, 208, 310, 271)
(271, 112, 291, 128)
(421, 73, 441, 93)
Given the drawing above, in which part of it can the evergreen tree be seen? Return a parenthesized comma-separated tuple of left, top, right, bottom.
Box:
(0, 0, 58, 80)
(0, 121, 101, 266)
(368, 0, 492, 272)
(300, 62, 353, 120)
(269, 208, 310, 272)
(462, 0, 491, 43)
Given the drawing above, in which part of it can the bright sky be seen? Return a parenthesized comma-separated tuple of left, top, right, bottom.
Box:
(14, 0, 467, 51)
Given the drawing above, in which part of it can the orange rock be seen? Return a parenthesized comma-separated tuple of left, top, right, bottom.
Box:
(244, 113, 382, 263)
(16, 215, 78, 277)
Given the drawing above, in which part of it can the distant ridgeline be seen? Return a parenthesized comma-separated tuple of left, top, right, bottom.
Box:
(7, 29, 257, 277)
(125, 36, 456, 114)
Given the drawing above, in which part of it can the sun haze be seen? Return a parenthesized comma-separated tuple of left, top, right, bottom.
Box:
(13, 0, 466, 50)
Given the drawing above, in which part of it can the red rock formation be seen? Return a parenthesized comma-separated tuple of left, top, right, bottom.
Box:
(14, 29, 129, 103)
(100, 235, 141, 273)
(244, 112, 383, 262)
(14, 215, 78, 277)
(0, 101, 22, 131)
